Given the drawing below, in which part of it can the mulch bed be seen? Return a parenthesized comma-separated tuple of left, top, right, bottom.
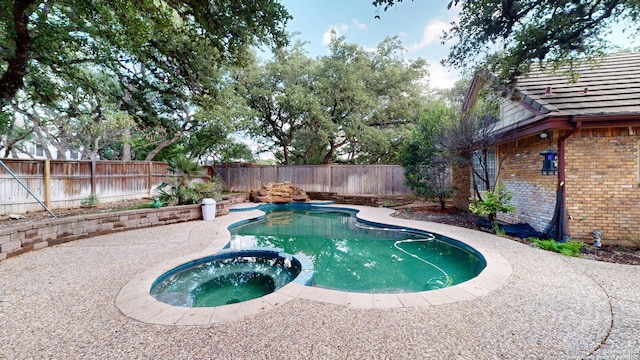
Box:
(391, 200, 640, 266)
(0, 198, 154, 228)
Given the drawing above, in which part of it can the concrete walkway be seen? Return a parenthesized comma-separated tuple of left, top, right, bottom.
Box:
(0, 205, 638, 359)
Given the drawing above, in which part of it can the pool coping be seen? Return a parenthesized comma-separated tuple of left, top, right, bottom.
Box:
(115, 204, 512, 326)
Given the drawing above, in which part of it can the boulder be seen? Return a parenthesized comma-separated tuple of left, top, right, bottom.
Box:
(250, 182, 310, 203)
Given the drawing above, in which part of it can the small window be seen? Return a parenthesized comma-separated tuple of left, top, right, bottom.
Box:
(70, 150, 78, 159)
(36, 145, 44, 157)
(471, 149, 496, 192)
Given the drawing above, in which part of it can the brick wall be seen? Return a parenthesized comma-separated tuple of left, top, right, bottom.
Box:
(564, 128, 640, 246)
(452, 164, 470, 211)
(495, 128, 640, 246)
(496, 135, 558, 233)
(0, 199, 235, 262)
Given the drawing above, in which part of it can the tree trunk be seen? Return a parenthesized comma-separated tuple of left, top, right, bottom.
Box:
(0, 0, 37, 105)
(488, 213, 496, 223)
(32, 118, 54, 159)
(122, 127, 132, 160)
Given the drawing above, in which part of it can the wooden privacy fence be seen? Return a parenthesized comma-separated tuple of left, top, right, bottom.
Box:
(0, 159, 191, 215)
(212, 164, 414, 195)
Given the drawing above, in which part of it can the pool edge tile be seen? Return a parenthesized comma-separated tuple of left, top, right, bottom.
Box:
(372, 294, 403, 308)
(345, 292, 375, 309)
(396, 292, 432, 308)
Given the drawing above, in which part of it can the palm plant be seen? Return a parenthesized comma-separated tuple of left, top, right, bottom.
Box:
(156, 154, 209, 206)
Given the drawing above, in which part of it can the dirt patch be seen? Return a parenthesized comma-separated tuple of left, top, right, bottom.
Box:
(391, 200, 640, 266)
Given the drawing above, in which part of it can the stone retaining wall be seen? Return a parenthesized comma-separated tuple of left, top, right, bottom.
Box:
(0, 198, 240, 262)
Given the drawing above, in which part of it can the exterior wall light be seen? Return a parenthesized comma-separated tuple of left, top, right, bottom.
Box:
(540, 149, 558, 175)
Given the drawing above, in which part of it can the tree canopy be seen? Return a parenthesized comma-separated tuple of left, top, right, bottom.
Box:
(237, 35, 428, 165)
(1, 0, 290, 106)
(1, 0, 290, 160)
(373, 0, 640, 87)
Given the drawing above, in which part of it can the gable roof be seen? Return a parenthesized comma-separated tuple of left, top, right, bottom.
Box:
(464, 53, 640, 140)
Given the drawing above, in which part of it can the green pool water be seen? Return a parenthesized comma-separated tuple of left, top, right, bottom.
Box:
(151, 254, 302, 307)
(230, 208, 485, 293)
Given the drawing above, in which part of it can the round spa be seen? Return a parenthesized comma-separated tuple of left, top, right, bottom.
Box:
(150, 248, 314, 307)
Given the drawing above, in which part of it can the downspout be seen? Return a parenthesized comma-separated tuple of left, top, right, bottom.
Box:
(555, 117, 582, 242)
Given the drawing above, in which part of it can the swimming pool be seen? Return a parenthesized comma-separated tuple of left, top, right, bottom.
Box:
(228, 205, 486, 293)
(116, 204, 511, 324)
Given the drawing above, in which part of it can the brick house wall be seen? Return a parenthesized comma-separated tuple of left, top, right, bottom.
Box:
(563, 127, 640, 246)
(452, 164, 471, 211)
(490, 127, 640, 246)
(495, 135, 557, 233)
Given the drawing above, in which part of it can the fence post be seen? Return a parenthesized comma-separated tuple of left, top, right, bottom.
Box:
(148, 161, 153, 195)
(91, 160, 97, 195)
(44, 159, 51, 207)
(330, 165, 334, 194)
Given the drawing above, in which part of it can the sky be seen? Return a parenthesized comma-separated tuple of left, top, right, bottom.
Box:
(279, 0, 460, 89)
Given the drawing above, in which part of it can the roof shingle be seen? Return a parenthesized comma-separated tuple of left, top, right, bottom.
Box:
(517, 53, 640, 117)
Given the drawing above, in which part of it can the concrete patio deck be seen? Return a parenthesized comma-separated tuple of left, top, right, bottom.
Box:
(0, 204, 638, 359)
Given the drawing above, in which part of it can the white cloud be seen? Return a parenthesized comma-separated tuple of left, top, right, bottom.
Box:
(428, 61, 459, 89)
(322, 24, 349, 46)
(407, 19, 450, 52)
(352, 19, 367, 30)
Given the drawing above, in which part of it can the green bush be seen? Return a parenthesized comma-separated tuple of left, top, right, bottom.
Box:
(529, 238, 586, 257)
(81, 194, 100, 208)
(154, 154, 225, 206)
(193, 179, 225, 201)
(469, 183, 515, 222)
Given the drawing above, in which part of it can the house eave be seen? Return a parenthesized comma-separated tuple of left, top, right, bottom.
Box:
(493, 113, 640, 144)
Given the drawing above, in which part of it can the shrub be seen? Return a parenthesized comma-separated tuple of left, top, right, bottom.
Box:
(81, 194, 100, 208)
(154, 154, 224, 206)
(469, 183, 515, 222)
(193, 178, 225, 201)
(529, 238, 586, 257)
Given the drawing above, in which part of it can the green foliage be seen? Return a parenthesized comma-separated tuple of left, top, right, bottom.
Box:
(151, 198, 163, 209)
(1, 0, 290, 162)
(401, 101, 456, 209)
(239, 35, 427, 164)
(155, 154, 223, 206)
(81, 194, 100, 208)
(492, 223, 506, 236)
(193, 179, 225, 201)
(155, 182, 200, 206)
(469, 183, 515, 222)
(530, 238, 586, 257)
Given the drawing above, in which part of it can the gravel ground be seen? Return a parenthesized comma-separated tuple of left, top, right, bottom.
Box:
(1, 212, 640, 359)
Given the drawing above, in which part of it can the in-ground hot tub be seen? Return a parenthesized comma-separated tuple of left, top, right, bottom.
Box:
(150, 248, 314, 307)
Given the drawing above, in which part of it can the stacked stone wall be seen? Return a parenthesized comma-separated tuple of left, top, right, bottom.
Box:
(0, 199, 235, 262)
